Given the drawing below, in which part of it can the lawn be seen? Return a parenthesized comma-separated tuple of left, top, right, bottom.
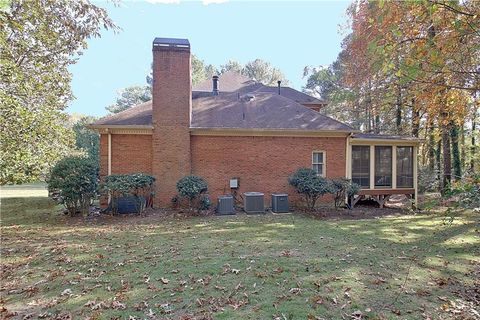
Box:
(1, 191, 479, 319)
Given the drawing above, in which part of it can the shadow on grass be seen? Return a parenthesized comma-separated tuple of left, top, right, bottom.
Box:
(1, 198, 478, 319)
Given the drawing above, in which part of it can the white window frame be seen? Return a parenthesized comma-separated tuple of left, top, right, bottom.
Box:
(312, 151, 326, 177)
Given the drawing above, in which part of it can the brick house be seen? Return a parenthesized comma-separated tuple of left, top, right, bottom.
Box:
(90, 37, 420, 208)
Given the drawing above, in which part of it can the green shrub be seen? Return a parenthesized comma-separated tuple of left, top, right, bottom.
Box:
(330, 178, 360, 209)
(288, 168, 331, 210)
(199, 194, 211, 210)
(47, 156, 98, 216)
(100, 173, 155, 214)
(176, 175, 208, 210)
(446, 173, 480, 209)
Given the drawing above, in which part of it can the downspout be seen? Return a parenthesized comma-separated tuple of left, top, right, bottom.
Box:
(345, 133, 353, 179)
(108, 131, 112, 175)
(345, 132, 353, 206)
(107, 130, 112, 204)
(413, 145, 418, 208)
(392, 146, 397, 189)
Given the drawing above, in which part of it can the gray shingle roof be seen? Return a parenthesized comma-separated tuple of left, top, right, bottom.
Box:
(193, 71, 325, 105)
(93, 101, 152, 126)
(191, 91, 351, 131)
(91, 72, 348, 131)
(91, 93, 351, 131)
(193, 71, 254, 92)
(258, 86, 325, 104)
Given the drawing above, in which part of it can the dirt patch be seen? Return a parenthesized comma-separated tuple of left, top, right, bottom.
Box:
(58, 202, 412, 227)
(296, 204, 407, 220)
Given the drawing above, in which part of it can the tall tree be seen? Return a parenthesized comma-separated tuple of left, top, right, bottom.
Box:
(106, 85, 151, 114)
(242, 59, 288, 86)
(192, 54, 217, 85)
(220, 60, 243, 74)
(302, 53, 359, 127)
(326, 0, 479, 191)
(72, 115, 100, 164)
(0, 0, 116, 184)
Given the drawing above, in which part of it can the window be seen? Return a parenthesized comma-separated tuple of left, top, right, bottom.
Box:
(397, 146, 414, 188)
(375, 146, 392, 188)
(351, 146, 370, 188)
(312, 152, 325, 176)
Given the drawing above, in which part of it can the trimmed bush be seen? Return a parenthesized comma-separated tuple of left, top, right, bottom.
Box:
(176, 175, 209, 210)
(47, 156, 98, 216)
(100, 173, 155, 214)
(330, 178, 360, 209)
(288, 168, 331, 210)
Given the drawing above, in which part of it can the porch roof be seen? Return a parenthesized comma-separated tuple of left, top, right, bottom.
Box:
(351, 133, 422, 144)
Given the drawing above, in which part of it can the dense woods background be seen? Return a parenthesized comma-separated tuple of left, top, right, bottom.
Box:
(303, 0, 479, 193)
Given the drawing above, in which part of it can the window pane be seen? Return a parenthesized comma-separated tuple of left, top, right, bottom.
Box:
(312, 164, 323, 175)
(352, 146, 370, 188)
(397, 147, 413, 187)
(312, 152, 323, 164)
(375, 146, 392, 188)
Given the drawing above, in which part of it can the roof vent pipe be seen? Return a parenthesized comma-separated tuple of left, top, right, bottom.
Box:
(277, 80, 281, 95)
(212, 75, 219, 96)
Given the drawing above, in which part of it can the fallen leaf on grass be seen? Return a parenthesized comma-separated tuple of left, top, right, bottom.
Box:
(280, 250, 292, 257)
(311, 295, 324, 306)
(289, 288, 301, 294)
(371, 277, 386, 285)
(160, 277, 169, 284)
(60, 288, 72, 296)
(350, 310, 363, 319)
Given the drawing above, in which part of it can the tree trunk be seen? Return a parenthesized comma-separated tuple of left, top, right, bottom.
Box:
(471, 113, 477, 172)
(366, 80, 373, 133)
(441, 113, 452, 193)
(396, 84, 402, 131)
(365, 100, 371, 133)
(461, 124, 466, 171)
(428, 122, 436, 171)
(450, 122, 461, 181)
(374, 114, 380, 134)
(411, 100, 420, 138)
(436, 138, 442, 189)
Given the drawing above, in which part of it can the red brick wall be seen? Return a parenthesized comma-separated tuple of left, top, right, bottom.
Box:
(152, 46, 192, 206)
(99, 134, 153, 177)
(191, 135, 347, 206)
(111, 134, 152, 174)
(99, 133, 153, 207)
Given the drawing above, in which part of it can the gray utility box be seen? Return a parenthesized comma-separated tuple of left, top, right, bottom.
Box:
(217, 195, 235, 215)
(271, 194, 289, 213)
(244, 192, 264, 214)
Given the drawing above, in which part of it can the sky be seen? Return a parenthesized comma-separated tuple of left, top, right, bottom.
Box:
(68, 0, 351, 117)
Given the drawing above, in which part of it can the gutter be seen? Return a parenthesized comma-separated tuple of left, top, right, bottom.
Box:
(88, 124, 154, 130)
(189, 127, 355, 137)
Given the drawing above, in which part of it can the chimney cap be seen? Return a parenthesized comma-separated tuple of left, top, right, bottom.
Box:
(153, 37, 190, 51)
(212, 75, 219, 79)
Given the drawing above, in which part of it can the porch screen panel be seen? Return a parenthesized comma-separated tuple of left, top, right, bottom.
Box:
(351, 146, 370, 188)
(375, 146, 392, 188)
(397, 146, 413, 187)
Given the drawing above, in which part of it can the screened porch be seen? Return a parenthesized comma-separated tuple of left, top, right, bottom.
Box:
(346, 134, 421, 208)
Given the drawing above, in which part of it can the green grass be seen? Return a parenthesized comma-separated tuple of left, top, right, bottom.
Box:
(1, 190, 479, 319)
(0, 182, 48, 198)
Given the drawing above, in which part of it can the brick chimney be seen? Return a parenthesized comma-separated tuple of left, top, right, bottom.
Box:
(151, 37, 192, 206)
